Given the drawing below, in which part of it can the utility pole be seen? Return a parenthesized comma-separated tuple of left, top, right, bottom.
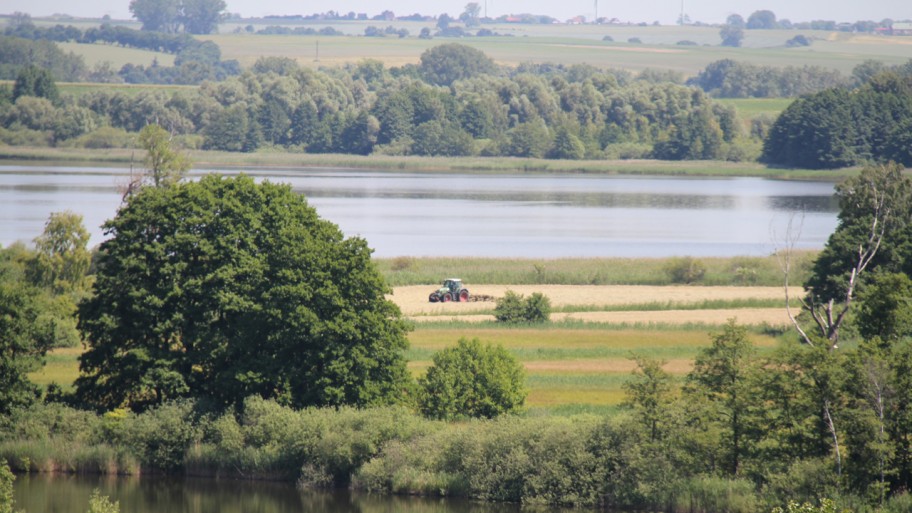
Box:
(680, 0, 685, 25)
(594, 0, 598, 22)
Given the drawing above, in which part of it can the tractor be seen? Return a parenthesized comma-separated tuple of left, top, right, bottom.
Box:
(428, 278, 470, 302)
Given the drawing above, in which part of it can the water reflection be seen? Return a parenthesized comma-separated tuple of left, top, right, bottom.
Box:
(0, 166, 839, 258)
(13, 473, 525, 513)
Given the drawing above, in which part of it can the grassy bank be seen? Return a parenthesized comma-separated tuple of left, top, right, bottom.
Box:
(0, 147, 855, 180)
(376, 253, 818, 287)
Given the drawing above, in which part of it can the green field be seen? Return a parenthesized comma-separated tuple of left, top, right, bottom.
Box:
(30, 322, 782, 411)
(58, 42, 175, 69)
(202, 24, 912, 74)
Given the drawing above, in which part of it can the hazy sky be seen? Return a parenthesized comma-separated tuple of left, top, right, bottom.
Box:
(3, 0, 909, 26)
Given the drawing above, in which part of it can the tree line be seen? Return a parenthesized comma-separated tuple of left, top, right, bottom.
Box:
(1, 18, 242, 84)
(762, 71, 912, 169)
(1, 44, 749, 161)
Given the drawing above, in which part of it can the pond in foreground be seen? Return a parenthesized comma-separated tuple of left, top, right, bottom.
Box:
(13, 473, 527, 513)
(0, 166, 838, 257)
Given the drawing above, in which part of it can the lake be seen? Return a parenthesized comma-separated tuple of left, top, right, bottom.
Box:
(13, 473, 528, 513)
(0, 166, 838, 257)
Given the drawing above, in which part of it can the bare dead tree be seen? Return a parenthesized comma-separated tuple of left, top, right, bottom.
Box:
(803, 182, 889, 349)
(774, 212, 814, 345)
(774, 174, 891, 350)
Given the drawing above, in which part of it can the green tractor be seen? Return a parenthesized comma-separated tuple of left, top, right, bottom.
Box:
(428, 278, 470, 303)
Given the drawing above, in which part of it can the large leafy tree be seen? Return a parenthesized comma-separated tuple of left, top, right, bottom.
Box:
(419, 43, 497, 87)
(76, 175, 412, 411)
(129, 0, 225, 34)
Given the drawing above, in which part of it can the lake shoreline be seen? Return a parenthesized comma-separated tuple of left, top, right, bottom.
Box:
(0, 146, 854, 181)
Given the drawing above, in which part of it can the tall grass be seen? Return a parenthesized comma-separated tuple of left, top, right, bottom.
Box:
(378, 253, 819, 287)
(667, 476, 759, 513)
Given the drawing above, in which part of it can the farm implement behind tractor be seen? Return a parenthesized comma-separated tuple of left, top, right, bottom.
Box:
(428, 279, 496, 303)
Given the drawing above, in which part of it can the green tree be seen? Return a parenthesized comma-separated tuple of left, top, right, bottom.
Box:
(720, 25, 744, 47)
(138, 124, 190, 188)
(746, 10, 777, 29)
(857, 273, 912, 343)
(549, 127, 586, 159)
(623, 356, 673, 441)
(129, 0, 181, 32)
(76, 175, 412, 411)
(726, 14, 746, 28)
(686, 319, 756, 475)
(419, 337, 526, 420)
(203, 104, 261, 152)
(460, 2, 482, 27)
(799, 163, 912, 347)
(0, 281, 49, 414)
(419, 43, 497, 87)
(12, 65, 59, 103)
(27, 211, 91, 293)
(180, 0, 226, 35)
(129, 0, 225, 34)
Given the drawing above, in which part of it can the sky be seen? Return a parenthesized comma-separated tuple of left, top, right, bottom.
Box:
(2, 0, 909, 26)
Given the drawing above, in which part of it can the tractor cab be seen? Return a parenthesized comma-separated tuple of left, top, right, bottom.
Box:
(442, 278, 463, 293)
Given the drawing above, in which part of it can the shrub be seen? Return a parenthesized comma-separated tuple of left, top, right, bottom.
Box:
(785, 35, 812, 47)
(0, 459, 14, 513)
(494, 290, 551, 323)
(602, 35, 614, 42)
(628, 37, 642, 44)
(123, 400, 200, 471)
(664, 257, 706, 284)
(418, 338, 526, 420)
(87, 489, 120, 513)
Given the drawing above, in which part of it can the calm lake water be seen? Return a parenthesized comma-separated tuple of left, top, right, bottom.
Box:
(0, 166, 839, 257)
(13, 473, 526, 513)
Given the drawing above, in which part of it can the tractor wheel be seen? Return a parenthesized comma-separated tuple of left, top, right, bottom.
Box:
(459, 289, 469, 302)
(442, 293, 452, 302)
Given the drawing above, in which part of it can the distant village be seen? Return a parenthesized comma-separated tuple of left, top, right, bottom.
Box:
(232, 9, 912, 34)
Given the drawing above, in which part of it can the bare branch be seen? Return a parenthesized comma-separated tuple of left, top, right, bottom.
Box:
(773, 213, 814, 346)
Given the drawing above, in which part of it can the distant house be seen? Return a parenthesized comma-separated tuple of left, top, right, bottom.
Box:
(892, 22, 912, 35)
(567, 16, 586, 24)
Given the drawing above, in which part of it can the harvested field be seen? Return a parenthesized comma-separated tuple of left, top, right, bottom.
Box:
(390, 284, 790, 325)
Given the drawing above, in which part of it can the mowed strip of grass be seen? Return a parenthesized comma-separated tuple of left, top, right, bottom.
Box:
(408, 327, 779, 408)
(31, 326, 779, 411)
